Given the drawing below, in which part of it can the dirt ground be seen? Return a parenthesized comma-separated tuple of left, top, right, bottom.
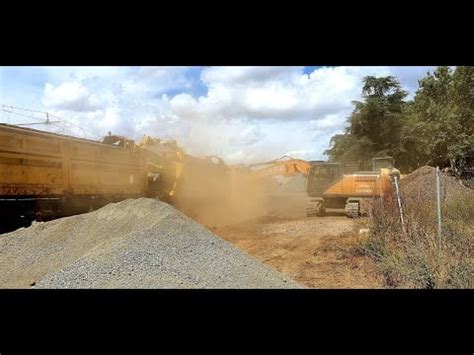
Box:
(211, 214, 383, 288)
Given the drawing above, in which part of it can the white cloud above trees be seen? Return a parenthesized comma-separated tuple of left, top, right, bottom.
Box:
(1, 66, 435, 164)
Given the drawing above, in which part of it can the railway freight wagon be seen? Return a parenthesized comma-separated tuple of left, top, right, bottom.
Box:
(0, 124, 150, 232)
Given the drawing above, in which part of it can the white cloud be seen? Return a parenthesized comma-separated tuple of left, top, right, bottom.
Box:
(122, 67, 192, 98)
(168, 66, 394, 124)
(229, 124, 264, 146)
(387, 66, 437, 99)
(150, 66, 385, 163)
(201, 66, 302, 85)
(285, 149, 317, 160)
(42, 81, 104, 112)
(169, 93, 200, 119)
(4, 66, 435, 165)
(309, 113, 345, 130)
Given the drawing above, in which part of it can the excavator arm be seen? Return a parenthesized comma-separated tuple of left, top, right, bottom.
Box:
(249, 158, 311, 180)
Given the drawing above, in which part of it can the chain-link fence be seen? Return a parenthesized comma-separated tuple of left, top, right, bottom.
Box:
(442, 157, 474, 189)
(365, 165, 473, 288)
(450, 158, 473, 189)
(394, 165, 473, 246)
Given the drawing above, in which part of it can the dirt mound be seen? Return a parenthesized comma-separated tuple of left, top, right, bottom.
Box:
(401, 166, 473, 204)
(0, 198, 301, 289)
(401, 166, 434, 185)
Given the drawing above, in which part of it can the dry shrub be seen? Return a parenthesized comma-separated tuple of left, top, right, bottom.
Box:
(358, 191, 474, 289)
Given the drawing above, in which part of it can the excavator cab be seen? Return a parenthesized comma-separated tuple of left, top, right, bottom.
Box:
(372, 157, 394, 171)
(306, 162, 343, 197)
(372, 156, 400, 184)
(306, 162, 343, 216)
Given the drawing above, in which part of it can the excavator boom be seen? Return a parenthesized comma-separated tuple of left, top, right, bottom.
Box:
(248, 157, 311, 180)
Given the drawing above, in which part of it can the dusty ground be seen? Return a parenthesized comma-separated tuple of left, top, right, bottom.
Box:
(211, 215, 383, 288)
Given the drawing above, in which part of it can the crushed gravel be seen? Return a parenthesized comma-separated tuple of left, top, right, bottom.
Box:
(401, 166, 473, 204)
(0, 198, 301, 289)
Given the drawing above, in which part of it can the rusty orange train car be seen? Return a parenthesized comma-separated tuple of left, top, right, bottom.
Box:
(0, 123, 151, 230)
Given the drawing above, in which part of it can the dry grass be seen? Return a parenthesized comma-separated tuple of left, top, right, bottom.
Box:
(357, 192, 474, 288)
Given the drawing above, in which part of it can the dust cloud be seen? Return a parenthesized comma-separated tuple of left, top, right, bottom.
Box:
(171, 157, 266, 227)
(170, 156, 309, 227)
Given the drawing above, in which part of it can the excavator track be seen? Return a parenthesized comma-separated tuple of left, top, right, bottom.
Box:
(345, 201, 360, 218)
(306, 200, 325, 217)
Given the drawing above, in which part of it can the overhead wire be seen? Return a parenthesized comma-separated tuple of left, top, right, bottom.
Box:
(1, 104, 103, 139)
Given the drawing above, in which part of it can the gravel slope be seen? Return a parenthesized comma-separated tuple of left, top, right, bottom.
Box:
(0, 198, 301, 289)
(401, 166, 473, 204)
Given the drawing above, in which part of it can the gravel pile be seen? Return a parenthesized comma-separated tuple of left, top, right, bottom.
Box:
(401, 166, 473, 204)
(0, 198, 301, 289)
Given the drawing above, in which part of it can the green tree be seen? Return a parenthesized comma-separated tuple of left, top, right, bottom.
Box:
(403, 66, 474, 168)
(450, 66, 474, 160)
(325, 76, 408, 169)
(326, 67, 474, 172)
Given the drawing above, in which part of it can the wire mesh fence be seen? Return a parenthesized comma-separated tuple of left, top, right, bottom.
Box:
(365, 165, 473, 288)
(395, 165, 473, 237)
(447, 158, 474, 189)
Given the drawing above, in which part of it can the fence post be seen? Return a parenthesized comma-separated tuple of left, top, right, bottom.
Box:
(393, 175, 407, 236)
(435, 166, 442, 248)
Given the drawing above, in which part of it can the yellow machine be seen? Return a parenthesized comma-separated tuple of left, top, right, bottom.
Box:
(0, 122, 401, 229)
(246, 156, 312, 180)
(306, 157, 400, 217)
(0, 125, 151, 197)
(137, 135, 187, 200)
(0, 123, 241, 231)
(0, 124, 183, 230)
(233, 156, 400, 218)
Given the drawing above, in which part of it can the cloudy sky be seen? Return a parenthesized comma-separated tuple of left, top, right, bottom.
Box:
(0, 66, 435, 164)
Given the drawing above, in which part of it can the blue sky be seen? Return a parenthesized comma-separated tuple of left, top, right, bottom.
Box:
(0, 66, 435, 164)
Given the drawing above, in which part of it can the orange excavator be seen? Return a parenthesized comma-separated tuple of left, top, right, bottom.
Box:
(242, 155, 400, 218)
(245, 156, 311, 180)
(306, 157, 400, 217)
